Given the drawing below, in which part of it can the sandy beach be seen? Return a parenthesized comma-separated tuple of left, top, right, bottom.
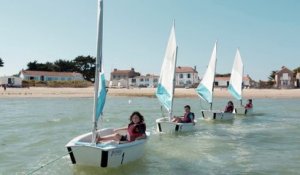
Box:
(1, 87, 300, 99)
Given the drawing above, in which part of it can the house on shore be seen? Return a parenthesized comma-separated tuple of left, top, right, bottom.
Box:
(128, 74, 159, 88)
(274, 66, 295, 89)
(19, 70, 84, 81)
(213, 75, 255, 88)
(214, 76, 229, 87)
(0, 76, 22, 87)
(175, 66, 199, 88)
(110, 68, 140, 88)
(110, 66, 200, 88)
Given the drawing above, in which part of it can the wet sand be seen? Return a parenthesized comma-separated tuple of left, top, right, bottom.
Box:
(1, 87, 300, 99)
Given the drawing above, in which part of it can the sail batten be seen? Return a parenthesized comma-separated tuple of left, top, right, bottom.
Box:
(196, 42, 217, 104)
(228, 49, 244, 101)
(156, 24, 177, 114)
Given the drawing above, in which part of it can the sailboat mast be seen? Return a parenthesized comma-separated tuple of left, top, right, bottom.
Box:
(169, 46, 178, 121)
(211, 41, 217, 111)
(239, 48, 244, 107)
(92, 0, 104, 139)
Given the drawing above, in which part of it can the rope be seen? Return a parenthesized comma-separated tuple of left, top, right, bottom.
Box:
(27, 127, 101, 175)
(25, 148, 77, 175)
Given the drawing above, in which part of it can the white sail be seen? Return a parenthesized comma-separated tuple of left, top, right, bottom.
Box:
(228, 49, 244, 100)
(155, 23, 197, 132)
(66, 0, 148, 168)
(156, 24, 177, 115)
(196, 42, 217, 104)
(92, 0, 106, 142)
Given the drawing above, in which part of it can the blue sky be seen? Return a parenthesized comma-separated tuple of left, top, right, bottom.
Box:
(0, 0, 299, 80)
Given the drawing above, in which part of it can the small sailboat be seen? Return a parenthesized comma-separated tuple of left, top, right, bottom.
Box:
(228, 49, 253, 115)
(196, 42, 234, 120)
(155, 23, 196, 133)
(65, 0, 148, 168)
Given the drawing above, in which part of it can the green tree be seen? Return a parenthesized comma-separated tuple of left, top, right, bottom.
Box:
(54, 59, 75, 72)
(27, 61, 56, 71)
(41, 62, 57, 71)
(27, 60, 38, 70)
(0, 58, 4, 67)
(294, 67, 300, 73)
(268, 70, 277, 81)
(73, 55, 96, 82)
(294, 66, 300, 76)
(267, 70, 277, 87)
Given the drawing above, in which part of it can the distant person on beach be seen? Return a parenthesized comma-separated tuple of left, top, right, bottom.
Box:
(3, 84, 6, 91)
(224, 101, 234, 113)
(97, 111, 146, 143)
(172, 105, 195, 123)
(245, 99, 253, 109)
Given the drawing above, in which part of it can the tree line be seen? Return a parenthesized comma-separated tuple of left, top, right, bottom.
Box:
(2, 56, 300, 83)
(26, 55, 96, 82)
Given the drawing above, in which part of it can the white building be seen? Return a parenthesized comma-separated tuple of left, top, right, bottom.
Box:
(0, 76, 22, 87)
(109, 79, 128, 88)
(110, 68, 140, 88)
(214, 75, 255, 88)
(175, 66, 199, 87)
(19, 70, 84, 81)
(214, 77, 229, 87)
(110, 66, 199, 88)
(128, 74, 159, 88)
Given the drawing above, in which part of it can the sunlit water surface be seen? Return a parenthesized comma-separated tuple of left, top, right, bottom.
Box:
(1, 97, 300, 175)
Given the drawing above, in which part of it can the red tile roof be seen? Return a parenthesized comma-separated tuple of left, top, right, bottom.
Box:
(21, 70, 82, 77)
(111, 70, 132, 75)
(134, 74, 159, 78)
(276, 66, 293, 74)
(176, 66, 197, 73)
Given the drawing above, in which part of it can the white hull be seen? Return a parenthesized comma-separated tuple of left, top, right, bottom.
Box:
(156, 117, 196, 133)
(65, 128, 148, 168)
(201, 110, 234, 120)
(234, 107, 254, 115)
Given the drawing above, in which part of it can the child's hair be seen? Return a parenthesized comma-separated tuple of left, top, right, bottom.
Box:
(184, 105, 191, 110)
(228, 101, 234, 106)
(129, 111, 144, 123)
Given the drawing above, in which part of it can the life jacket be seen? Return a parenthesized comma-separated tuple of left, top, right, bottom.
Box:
(182, 112, 195, 123)
(245, 103, 253, 109)
(225, 105, 234, 113)
(127, 122, 146, 142)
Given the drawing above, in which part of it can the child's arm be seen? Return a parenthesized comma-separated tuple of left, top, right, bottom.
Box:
(135, 134, 146, 140)
(114, 126, 127, 132)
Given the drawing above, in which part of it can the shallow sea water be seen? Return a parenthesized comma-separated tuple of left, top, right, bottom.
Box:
(1, 96, 300, 175)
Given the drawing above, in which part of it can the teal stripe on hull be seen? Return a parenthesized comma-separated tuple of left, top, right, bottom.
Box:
(156, 84, 171, 111)
(228, 84, 241, 100)
(196, 84, 212, 103)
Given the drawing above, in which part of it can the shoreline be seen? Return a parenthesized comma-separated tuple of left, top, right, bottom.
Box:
(1, 87, 300, 99)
